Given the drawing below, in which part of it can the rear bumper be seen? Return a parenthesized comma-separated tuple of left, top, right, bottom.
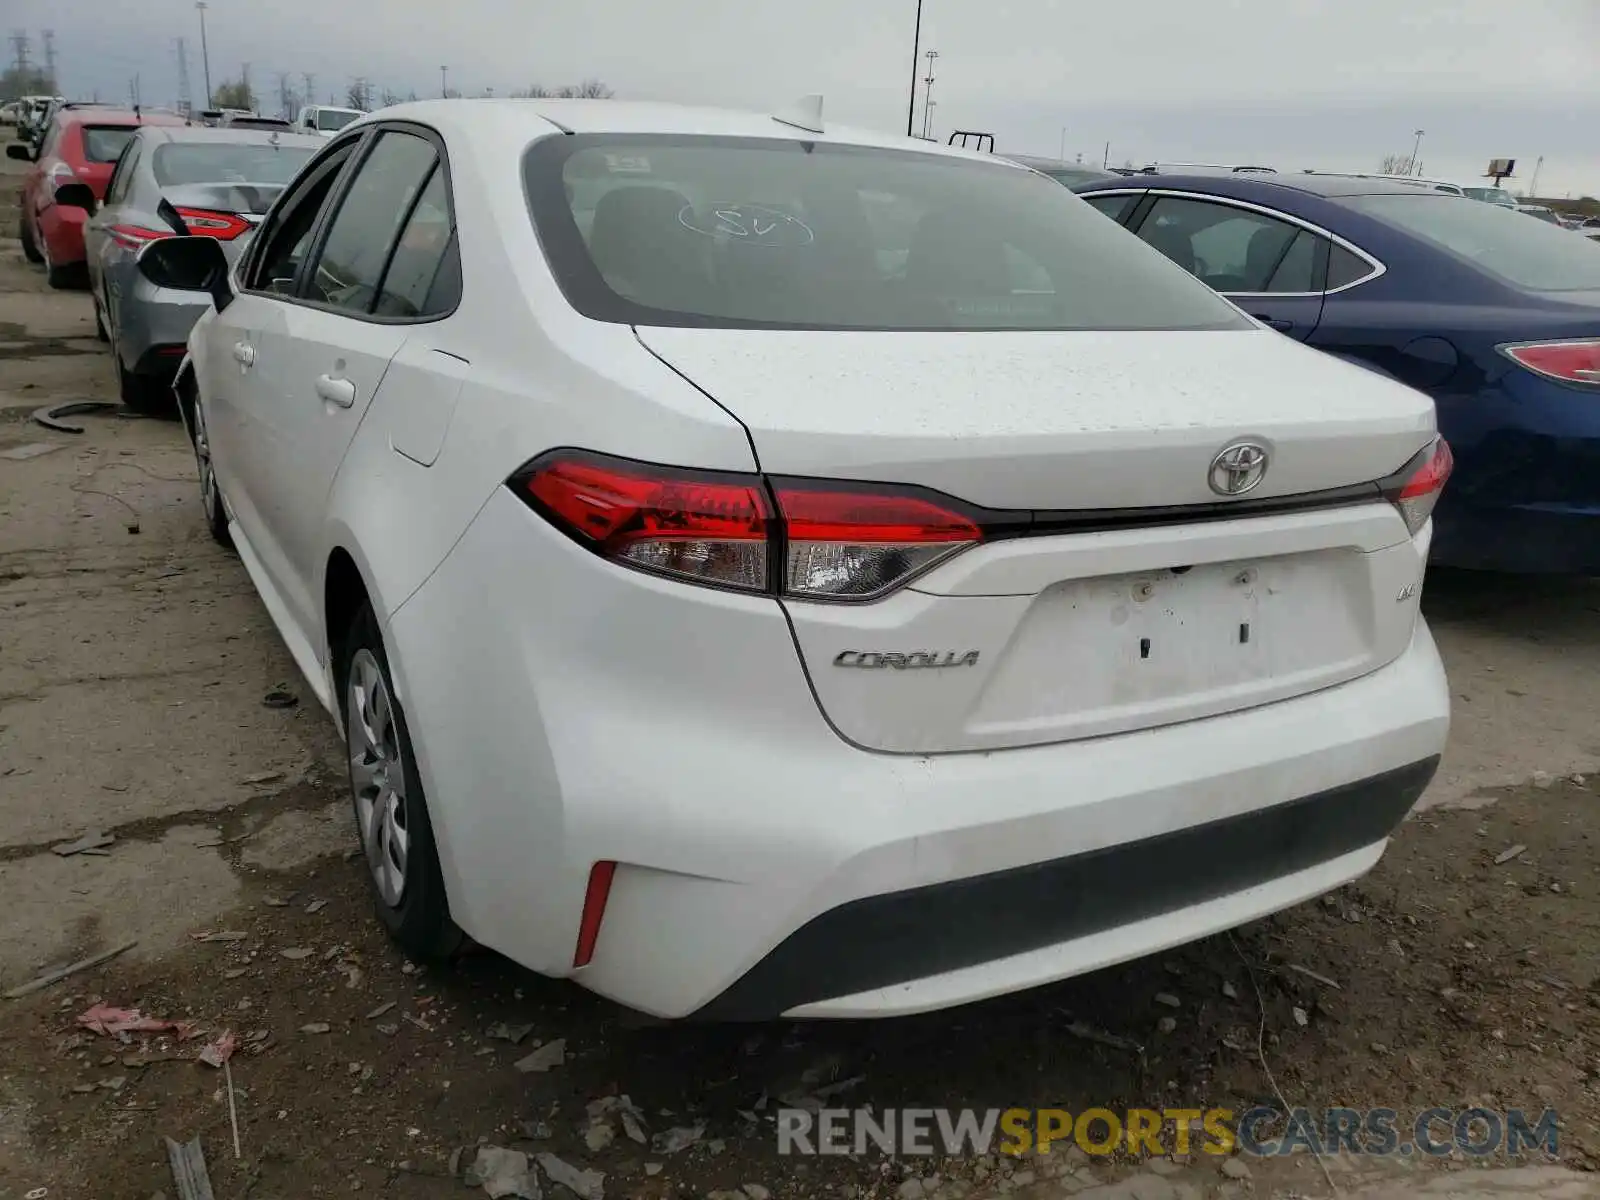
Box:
(1433, 372, 1600, 573)
(698, 757, 1435, 1018)
(388, 490, 1452, 1021)
(116, 276, 210, 371)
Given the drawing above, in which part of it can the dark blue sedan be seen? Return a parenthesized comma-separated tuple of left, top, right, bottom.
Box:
(1072, 173, 1600, 574)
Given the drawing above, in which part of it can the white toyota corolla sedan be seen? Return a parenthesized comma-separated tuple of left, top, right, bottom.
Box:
(142, 98, 1451, 1020)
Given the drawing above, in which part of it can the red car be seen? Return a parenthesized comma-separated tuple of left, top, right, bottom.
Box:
(9, 107, 185, 288)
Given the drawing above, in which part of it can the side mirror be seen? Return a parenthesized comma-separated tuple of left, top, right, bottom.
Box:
(6, 142, 33, 162)
(136, 236, 235, 313)
(54, 181, 95, 211)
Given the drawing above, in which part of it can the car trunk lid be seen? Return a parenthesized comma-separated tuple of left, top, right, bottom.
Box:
(637, 324, 1439, 753)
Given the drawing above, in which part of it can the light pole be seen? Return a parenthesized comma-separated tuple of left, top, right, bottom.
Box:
(1059, 127, 1068, 159)
(906, 0, 923, 137)
(1410, 129, 1424, 176)
(440, 65, 448, 98)
(920, 50, 938, 140)
(195, 1, 213, 108)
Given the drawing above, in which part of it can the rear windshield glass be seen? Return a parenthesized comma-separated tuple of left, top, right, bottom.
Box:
(1461, 187, 1515, 206)
(153, 142, 317, 186)
(317, 110, 361, 131)
(1345, 193, 1600, 291)
(82, 126, 136, 163)
(523, 135, 1252, 331)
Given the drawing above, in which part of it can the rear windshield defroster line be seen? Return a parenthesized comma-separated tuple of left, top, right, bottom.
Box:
(521, 133, 1254, 333)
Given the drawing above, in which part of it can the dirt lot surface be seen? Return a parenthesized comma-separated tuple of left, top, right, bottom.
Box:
(2, 156, 1598, 1200)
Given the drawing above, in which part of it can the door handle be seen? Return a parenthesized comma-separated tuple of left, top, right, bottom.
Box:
(316, 374, 357, 408)
(1252, 315, 1294, 333)
(232, 341, 255, 367)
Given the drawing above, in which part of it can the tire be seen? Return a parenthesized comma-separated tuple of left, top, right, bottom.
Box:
(46, 259, 88, 290)
(188, 394, 231, 548)
(19, 212, 42, 263)
(340, 603, 463, 963)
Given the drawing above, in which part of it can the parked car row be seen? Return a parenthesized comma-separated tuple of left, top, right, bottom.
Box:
(8, 104, 322, 406)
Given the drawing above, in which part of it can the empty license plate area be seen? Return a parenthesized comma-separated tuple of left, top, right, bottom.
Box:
(967, 549, 1381, 742)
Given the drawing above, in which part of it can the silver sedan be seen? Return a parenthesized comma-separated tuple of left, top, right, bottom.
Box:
(81, 125, 322, 410)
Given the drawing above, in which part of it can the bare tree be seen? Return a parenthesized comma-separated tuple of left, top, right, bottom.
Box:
(1379, 153, 1413, 175)
(346, 78, 372, 111)
(1, 65, 57, 101)
(380, 88, 404, 108)
(513, 79, 612, 99)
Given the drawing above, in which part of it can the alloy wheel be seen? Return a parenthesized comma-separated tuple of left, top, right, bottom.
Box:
(192, 400, 217, 523)
(347, 648, 409, 907)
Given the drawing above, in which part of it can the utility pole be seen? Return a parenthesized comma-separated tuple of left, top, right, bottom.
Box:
(439, 65, 448, 98)
(1410, 129, 1424, 176)
(302, 72, 315, 112)
(277, 70, 292, 118)
(41, 29, 56, 90)
(240, 61, 252, 109)
(175, 38, 192, 115)
(905, 0, 922, 137)
(1102, 140, 1110, 169)
(129, 74, 140, 109)
(919, 49, 938, 140)
(1529, 155, 1545, 198)
(195, 2, 213, 108)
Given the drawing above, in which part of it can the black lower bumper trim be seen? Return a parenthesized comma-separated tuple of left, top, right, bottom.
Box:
(695, 756, 1439, 1020)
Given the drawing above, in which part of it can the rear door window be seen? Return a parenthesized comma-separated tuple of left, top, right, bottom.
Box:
(300, 130, 439, 314)
(1083, 193, 1137, 222)
(1140, 196, 1323, 293)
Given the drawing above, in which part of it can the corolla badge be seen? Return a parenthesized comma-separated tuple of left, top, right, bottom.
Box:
(1207, 440, 1270, 497)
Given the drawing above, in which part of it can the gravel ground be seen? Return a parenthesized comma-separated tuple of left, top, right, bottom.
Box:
(1, 154, 1597, 1200)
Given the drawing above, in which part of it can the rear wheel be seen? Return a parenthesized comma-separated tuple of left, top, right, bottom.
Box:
(19, 213, 42, 263)
(340, 604, 462, 963)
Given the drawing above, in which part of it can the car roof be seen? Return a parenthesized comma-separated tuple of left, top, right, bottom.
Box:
(356, 98, 1030, 167)
(140, 124, 325, 148)
(1080, 171, 1468, 199)
(59, 108, 188, 130)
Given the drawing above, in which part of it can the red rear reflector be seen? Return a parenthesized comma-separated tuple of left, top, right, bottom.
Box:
(1500, 339, 1600, 386)
(175, 206, 252, 241)
(573, 861, 616, 969)
(1385, 436, 1453, 535)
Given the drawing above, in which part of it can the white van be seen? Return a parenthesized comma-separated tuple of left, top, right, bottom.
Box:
(295, 105, 365, 137)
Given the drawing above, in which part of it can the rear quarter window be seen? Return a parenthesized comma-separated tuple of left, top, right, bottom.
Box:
(1345, 193, 1600, 292)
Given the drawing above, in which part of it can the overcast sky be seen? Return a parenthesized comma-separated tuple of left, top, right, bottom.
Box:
(14, 0, 1600, 197)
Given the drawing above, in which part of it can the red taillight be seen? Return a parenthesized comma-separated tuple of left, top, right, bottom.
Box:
(514, 451, 985, 599)
(573, 861, 616, 969)
(109, 224, 173, 251)
(174, 207, 252, 241)
(523, 454, 772, 592)
(776, 485, 981, 599)
(1383, 436, 1453, 535)
(1500, 339, 1600, 387)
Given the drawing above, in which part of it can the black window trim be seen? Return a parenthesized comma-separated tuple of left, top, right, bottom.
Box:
(237, 129, 372, 296)
(288, 120, 461, 326)
(103, 135, 141, 206)
(1085, 187, 1387, 298)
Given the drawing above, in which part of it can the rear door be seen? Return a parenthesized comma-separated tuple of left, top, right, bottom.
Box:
(245, 125, 452, 637)
(87, 136, 143, 329)
(1127, 193, 1329, 341)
